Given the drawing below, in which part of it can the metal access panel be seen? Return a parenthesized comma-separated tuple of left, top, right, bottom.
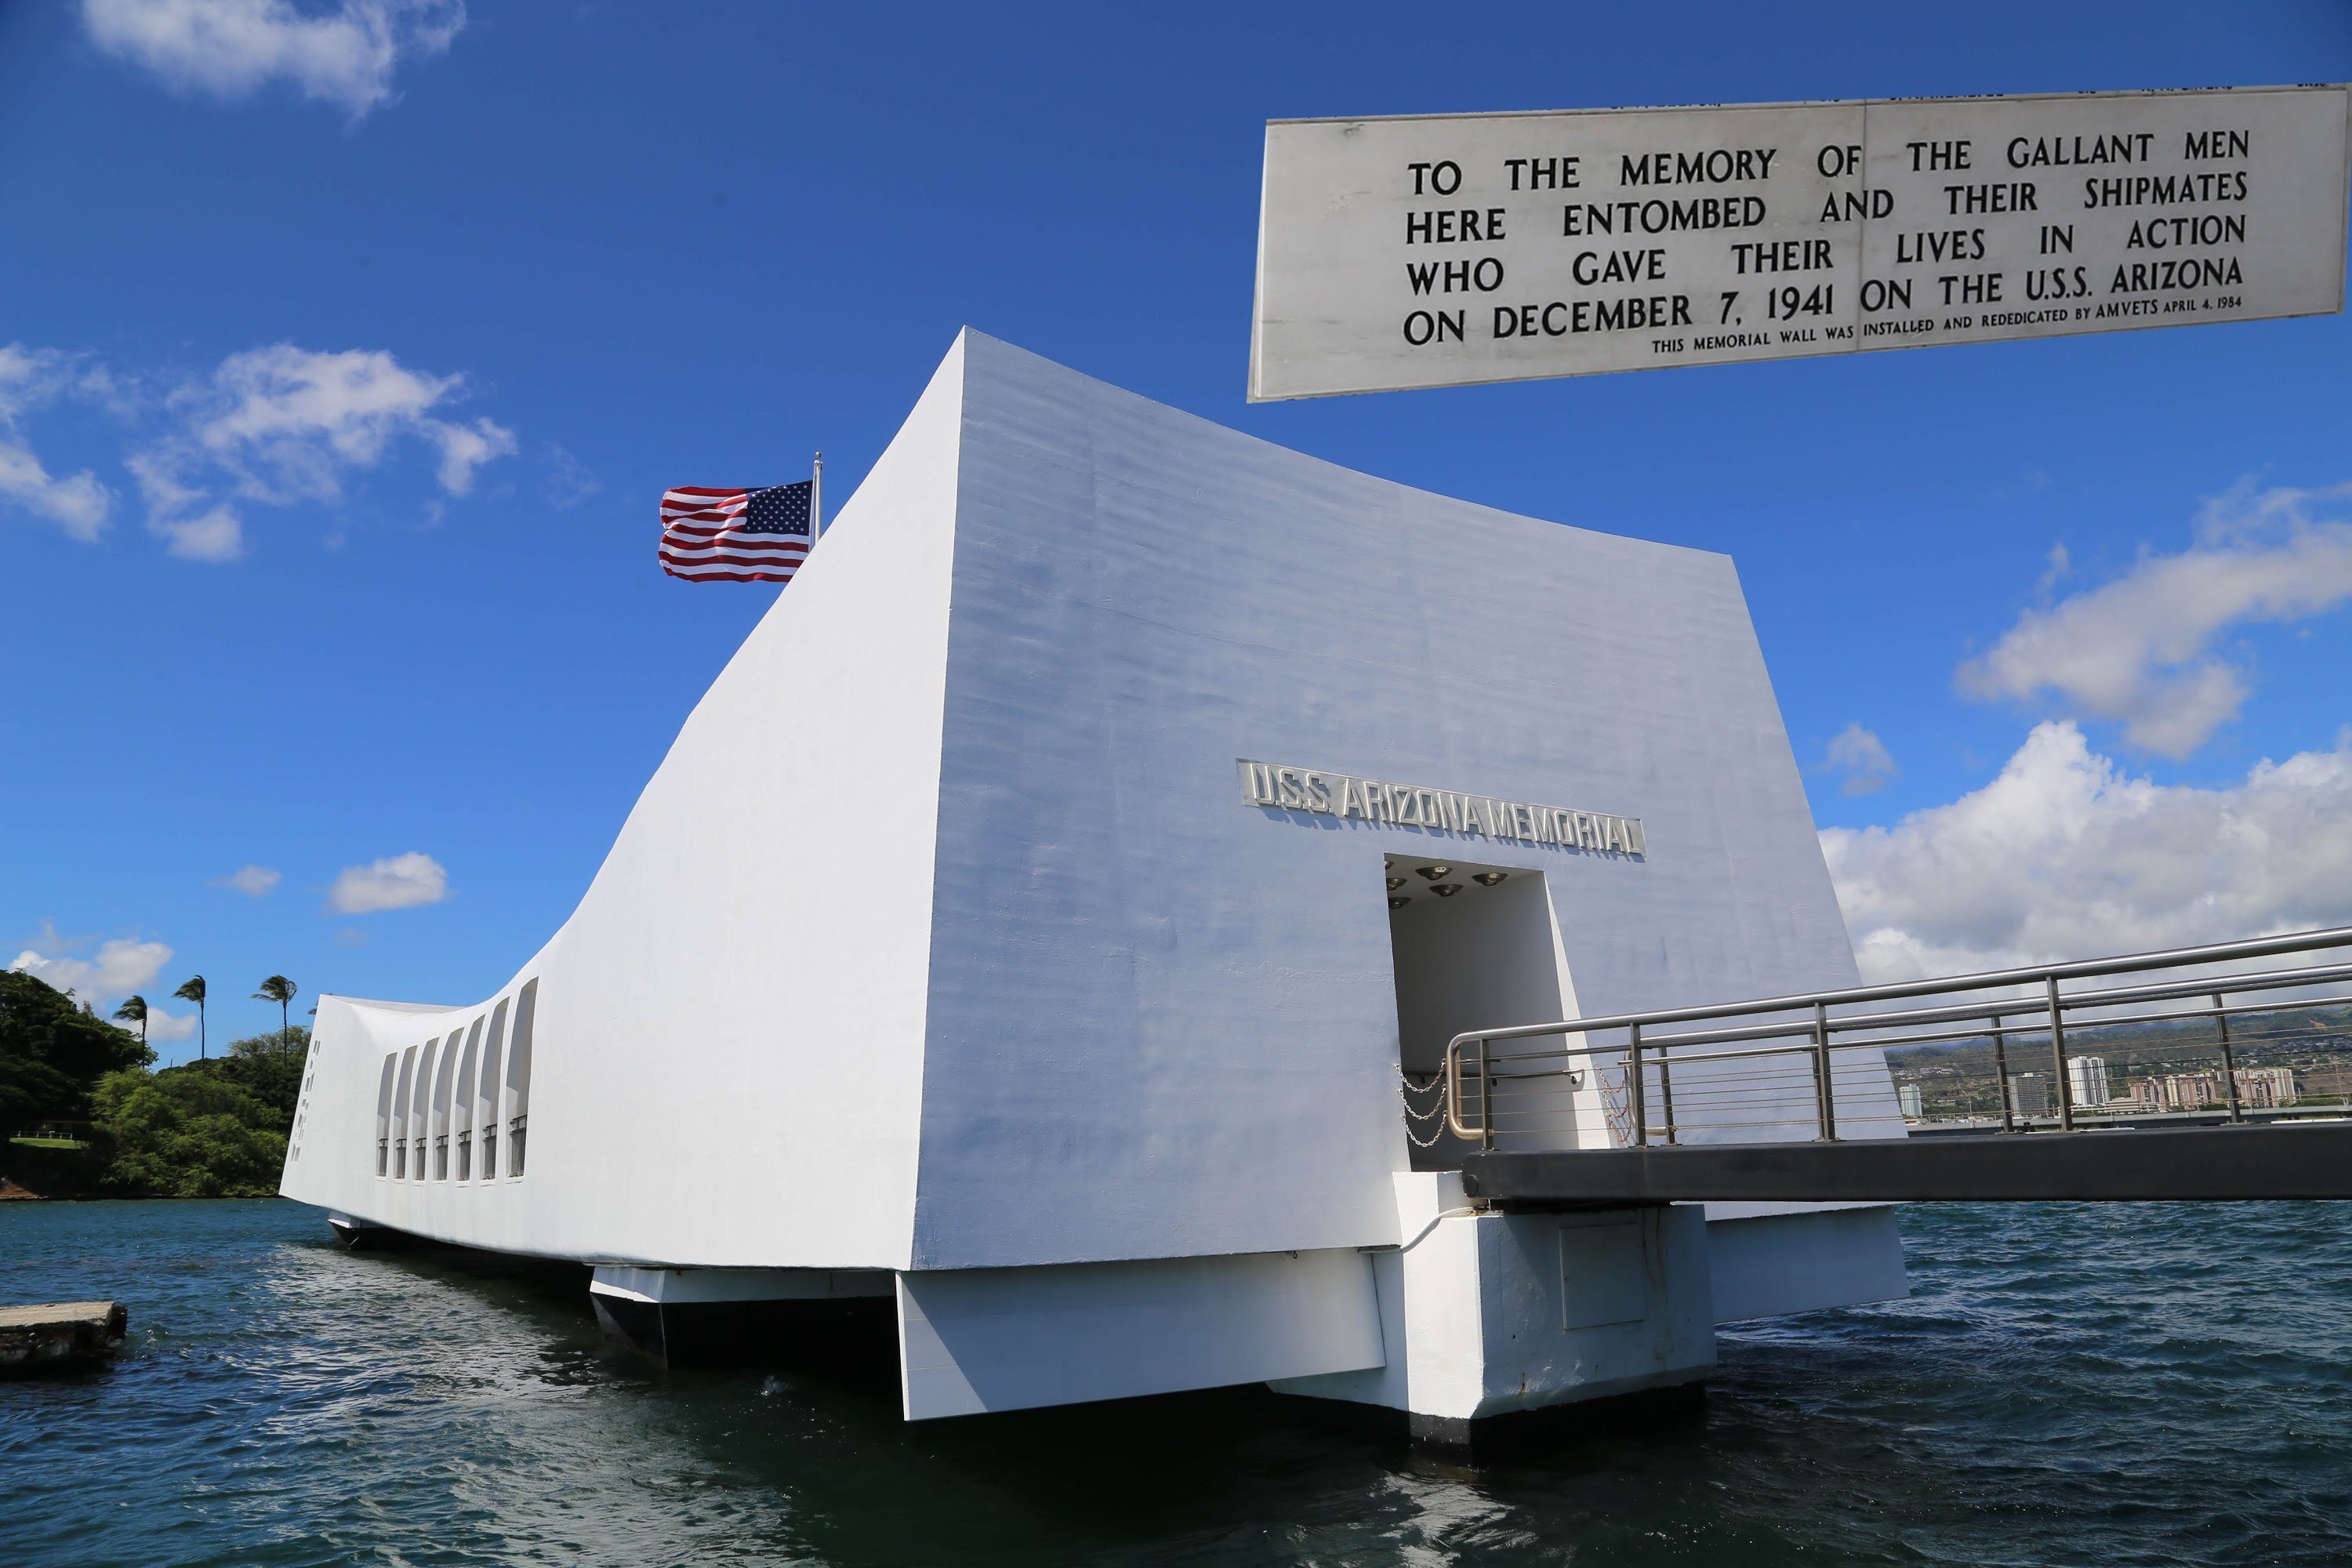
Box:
(1250, 85, 2350, 399)
(1557, 1219, 1648, 1330)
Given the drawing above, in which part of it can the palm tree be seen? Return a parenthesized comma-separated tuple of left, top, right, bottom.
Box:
(174, 975, 207, 1059)
(254, 975, 297, 1049)
(114, 994, 149, 1049)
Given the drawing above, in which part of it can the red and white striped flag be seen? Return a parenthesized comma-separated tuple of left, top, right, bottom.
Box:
(659, 476, 817, 583)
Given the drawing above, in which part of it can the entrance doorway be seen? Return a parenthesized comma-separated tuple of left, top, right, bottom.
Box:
(1386, 854, 1578, 1166)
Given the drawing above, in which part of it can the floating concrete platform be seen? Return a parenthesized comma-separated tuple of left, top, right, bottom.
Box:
(0, 1301, 128, 1375)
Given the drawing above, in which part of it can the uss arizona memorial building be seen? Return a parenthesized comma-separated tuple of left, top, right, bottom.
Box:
(284, 331, 1906, 1436)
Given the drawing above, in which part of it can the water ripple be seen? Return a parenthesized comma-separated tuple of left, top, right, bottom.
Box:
(5, 1200, 2350, 1565)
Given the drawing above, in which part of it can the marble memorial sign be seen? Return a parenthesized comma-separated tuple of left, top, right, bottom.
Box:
(1249, 85, 2350, 400)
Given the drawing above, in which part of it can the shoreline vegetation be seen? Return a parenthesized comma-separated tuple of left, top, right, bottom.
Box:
(2, 969, 305, 1200)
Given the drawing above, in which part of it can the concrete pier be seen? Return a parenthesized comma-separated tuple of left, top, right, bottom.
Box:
(0, 1301, 128, 1374)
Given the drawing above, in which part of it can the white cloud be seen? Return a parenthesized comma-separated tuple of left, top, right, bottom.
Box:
(1823, 722, 1897, 797)
(1958, 481, 2352, 758)
(9, 937, 174, 1005)
(0, 345, 116, 542)
(143, 1005, 199, 1042)
(0, 441, 112, 542)
(189, 344, 516, 502)
(2034, 541, 2071, 597)
(328, 850, 448, 913)
(545, 443, 600, 510)
(155, 505, 245, 561)
(136, 343, 514, 557)
(211, 863, 282, 896)
(427, 417, 513, 494)
(81, 0, 465, 119)
(1822, 720, 2352, 983)
(2, 339, 514, 559)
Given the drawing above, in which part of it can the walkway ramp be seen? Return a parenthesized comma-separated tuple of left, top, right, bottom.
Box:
(1438, 925, 2352, 1205)
(1463, 1120, 2352, 1205)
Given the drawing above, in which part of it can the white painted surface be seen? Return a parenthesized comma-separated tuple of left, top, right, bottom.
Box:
(1390, 865, 1607, 1159)
(282, 339, 971, 1269)
(1708, 1204, 1911, 1323)
(895, 1250, 1385, 1420)
(1252, 86, 2350, 398)
(1392, 869, 1567, 1078)
(1276, 1173, 1715, 1420)
(589, 1266, 894, 1305)
(286, 332, 1902, 1339)
(913, 332, 1882, 1271)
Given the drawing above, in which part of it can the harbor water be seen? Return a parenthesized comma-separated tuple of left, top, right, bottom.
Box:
(5, 1198, 2350, 1566)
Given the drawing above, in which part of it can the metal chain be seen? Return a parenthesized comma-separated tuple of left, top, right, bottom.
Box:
(1398, 1066, 1452, 1145)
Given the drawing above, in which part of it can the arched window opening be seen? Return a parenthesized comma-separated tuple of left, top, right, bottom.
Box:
(506, 980, 536, 1177)
(413, 1039, 438, 1182)
(393, 1046, 417, 1179)
(453, 1018, 481, 1181)
(479, 999, 508, 1179)
(374, 1054, 397, 1176)
(432, 1031, 459, 1180)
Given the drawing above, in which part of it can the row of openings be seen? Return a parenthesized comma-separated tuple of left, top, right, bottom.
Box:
(374, 978, 536, 1183)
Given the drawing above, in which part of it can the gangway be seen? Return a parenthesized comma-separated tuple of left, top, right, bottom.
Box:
(1437, 926, 2352, 1205)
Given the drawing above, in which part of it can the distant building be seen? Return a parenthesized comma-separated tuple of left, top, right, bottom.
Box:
(2236, 1066, 2297, 1108)
(2067, 1055, 2112, 1109)
(1899, 1083, 1924, 1119)
(2165, 1072, 2222, 1110)
(2007, 1073, 2049, 1116)
(2128, 1077, 2167, 1110)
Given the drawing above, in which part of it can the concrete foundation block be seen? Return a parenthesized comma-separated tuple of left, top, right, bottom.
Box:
(1270, 1173, 1715, 1431)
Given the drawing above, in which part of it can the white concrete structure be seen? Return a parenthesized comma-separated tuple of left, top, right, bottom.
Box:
(284, 330, 1907, 1434)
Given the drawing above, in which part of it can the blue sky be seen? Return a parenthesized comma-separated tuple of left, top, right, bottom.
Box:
(6, 1, 2351, 1058)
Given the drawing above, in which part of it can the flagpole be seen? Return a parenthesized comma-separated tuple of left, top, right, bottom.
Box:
(811, 452, 824, 540)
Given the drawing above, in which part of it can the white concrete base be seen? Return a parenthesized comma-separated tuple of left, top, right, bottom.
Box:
(1270, 1174, 1717, 1427)
(587, 1265, 895, 1305)
(895, 1249, 1385, 1420)
(1707, 1203, 1909, 1323)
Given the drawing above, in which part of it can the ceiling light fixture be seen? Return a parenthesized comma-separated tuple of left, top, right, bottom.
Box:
(1416, 865, 1452, 881)
(1386, 877, 1406, 891)
(1388, 897, 1411, 910)
(1430, 884, 1463, 898)
(1472, 872, 1507, 887)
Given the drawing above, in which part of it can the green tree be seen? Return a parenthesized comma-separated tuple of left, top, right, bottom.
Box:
(114, 994, 149, 1048)
(93, 1068, 286, 1198)
(206, 1033, 309, 1125)
(253, 975, 297, 1040)
(0, 971, 151, 1143)
(174, 974, 208, 1059)
(228, 1024, 309, 1060)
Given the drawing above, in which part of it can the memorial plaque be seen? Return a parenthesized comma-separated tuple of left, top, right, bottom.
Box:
(1249, 86, 2350, 400)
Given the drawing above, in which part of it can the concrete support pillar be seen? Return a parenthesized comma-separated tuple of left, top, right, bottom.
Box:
(1270, 1173, 1716, 1446)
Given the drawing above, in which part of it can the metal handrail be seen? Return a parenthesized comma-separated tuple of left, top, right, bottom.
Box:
(1442, 924, 2352, 1147)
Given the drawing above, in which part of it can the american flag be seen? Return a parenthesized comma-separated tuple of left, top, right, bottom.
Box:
(659, 481, 814, 583)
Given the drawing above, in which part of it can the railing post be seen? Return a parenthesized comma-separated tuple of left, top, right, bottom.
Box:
(1813, 1001, 1836, 1142)
(2212, 993, 2245, 1123)
(1646, 1023, 1677, 1145)
(1477, 1040, 1495, 1151)
(1627, 1028, 1647, 1147)
(2048, 975, 2074, 1131)
(1990, 1012, 2016, 1132)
